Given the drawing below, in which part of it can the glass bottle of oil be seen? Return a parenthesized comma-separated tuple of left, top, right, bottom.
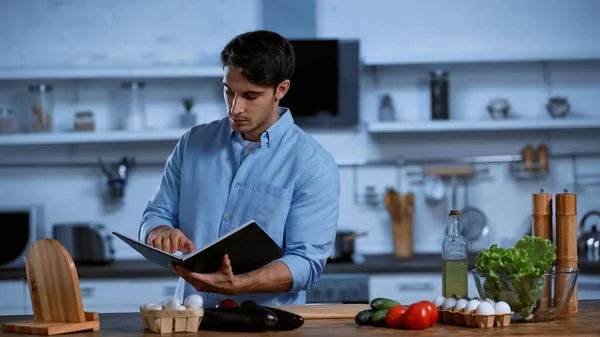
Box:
(442, 210, 468, 298)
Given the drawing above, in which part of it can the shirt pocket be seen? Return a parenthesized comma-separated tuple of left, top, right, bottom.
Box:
(244, 182, 293, 238)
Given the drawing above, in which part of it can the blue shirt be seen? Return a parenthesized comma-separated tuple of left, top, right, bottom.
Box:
(138, 107, 340, 308)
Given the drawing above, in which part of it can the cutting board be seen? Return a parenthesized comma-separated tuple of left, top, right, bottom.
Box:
(274, 304, 370, 319)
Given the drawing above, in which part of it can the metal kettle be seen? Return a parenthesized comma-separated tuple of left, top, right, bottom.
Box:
(578, 210, 600, 262)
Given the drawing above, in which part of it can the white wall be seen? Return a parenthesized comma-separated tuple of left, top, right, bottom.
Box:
(0, 0, 599, 259)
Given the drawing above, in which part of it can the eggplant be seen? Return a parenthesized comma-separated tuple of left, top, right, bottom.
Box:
(200, 307, 278, 332)
(262, 306, 305, 331)
(240, 300, 304, 330)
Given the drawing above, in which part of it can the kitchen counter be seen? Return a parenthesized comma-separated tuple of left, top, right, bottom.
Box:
(2, 254, 600, 280)
(0, 301, 599, 336)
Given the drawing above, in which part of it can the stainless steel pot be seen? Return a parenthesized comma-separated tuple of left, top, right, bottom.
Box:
(329, 231, 367, 262)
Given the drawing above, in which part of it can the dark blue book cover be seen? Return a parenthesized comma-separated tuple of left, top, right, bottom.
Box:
(113, 221, 283, 275)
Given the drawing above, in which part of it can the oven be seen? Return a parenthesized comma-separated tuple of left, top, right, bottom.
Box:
(306, 273, 370, 304)
(0, 205, 44, 269)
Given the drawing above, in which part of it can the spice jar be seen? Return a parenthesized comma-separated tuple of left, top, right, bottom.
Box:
(74, 111, 95, 131)
(28, 84, 53, 132)
(120, 82, 146, 131)
(0, 107, 14, 134)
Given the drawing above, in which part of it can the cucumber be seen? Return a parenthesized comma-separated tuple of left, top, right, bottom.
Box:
(370, 297, 400, 311)
(354, 309, 373, 326)
(370, 309, 388, 326)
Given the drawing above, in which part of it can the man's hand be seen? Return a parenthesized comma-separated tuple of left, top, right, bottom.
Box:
(147, 225, 195, 254)
(171, 254, 241, 295)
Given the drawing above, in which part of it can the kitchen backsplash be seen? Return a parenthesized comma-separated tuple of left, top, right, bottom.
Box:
(0, 0, 599, 259)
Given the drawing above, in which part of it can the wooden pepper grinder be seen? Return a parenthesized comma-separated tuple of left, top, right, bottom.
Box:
(555, 189, 578, 314)
(531, 189, 553, 309)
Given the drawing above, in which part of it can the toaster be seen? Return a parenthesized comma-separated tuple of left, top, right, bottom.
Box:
(52, 222, 115, 265)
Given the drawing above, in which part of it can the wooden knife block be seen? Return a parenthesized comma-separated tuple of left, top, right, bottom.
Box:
(2, 238, 100, 335)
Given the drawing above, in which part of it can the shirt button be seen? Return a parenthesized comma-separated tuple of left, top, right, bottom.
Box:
(234, 183, 240, 188)
(224, 215, 231, 221)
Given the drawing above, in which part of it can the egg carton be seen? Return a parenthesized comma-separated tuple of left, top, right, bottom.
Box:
(437, 308, 514, 328)
(139, 307, 204, 334)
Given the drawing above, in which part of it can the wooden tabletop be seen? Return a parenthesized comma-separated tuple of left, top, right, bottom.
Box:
(0, 300, 599, 336)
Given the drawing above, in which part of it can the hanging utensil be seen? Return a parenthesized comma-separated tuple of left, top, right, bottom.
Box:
(423, 175, 445, 204)
(460, 177, 488, 242)
(98, 156, 135, 200)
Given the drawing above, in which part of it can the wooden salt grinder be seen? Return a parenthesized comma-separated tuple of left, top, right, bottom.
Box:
(532, 189, 553, 309)
(555, 189, 578, 314)
(2, 238, 100, 335)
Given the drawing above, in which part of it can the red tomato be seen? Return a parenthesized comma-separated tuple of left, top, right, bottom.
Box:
(216, 298, 238, 308)
(404, 303, 430, 330)
(385, 305, 407, 329)
(418, 300, 439, 326)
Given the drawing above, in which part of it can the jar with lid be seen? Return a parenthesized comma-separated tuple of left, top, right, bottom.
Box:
(0, 107, 14, 134)
(28, 84, 53, 132)
(120, 82, 146, 131)
(74, 111, 95, 131)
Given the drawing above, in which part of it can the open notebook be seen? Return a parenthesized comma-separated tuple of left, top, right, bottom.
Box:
(113, 220, 283, 275)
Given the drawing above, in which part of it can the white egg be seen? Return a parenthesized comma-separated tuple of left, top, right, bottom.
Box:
(433, 296, 446, 308)
(147, 303, 163, 310)
(163, 298, 181, 311)
(476, 301, 495, 316)
(442, 298, 457, 311)
(142, 302, 156, 309)
(178, 305, 187, 310)
(493, 301, 512, 314)
(184, 294, 204, 309)
(484, 298, 496, 307)
(454, 298, 468, 311)
(465, 299, 481, 313)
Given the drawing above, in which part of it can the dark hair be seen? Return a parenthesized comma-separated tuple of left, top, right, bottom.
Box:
(220, 30, 295, 88)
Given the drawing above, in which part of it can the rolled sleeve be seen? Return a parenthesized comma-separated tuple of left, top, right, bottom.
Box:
(138, 131, 189, 243)
(278, 157, 340, 292)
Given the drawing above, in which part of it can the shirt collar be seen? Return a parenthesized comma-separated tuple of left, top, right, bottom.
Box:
(230, 107, 294, 148)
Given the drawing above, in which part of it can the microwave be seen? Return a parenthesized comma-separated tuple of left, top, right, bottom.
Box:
(281, 39, 360, 128)
(0, 205, 45, 269)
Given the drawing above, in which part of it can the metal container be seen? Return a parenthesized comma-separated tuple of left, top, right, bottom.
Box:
(329, 231, 366, 262)
(52, 222, 115, 265)
(578, 210, 600, 262)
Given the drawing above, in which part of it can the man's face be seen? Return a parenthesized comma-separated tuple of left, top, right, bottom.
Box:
(223, 66, 289, 141)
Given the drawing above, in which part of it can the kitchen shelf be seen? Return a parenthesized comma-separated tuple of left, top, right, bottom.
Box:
(363, 52, 600, 67)
(0, 128, 189, 146)
(0, 65, 223, 80)
(367, 118, 600, 134)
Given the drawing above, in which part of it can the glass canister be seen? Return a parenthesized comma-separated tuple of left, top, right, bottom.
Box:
(28, 84, 53, 132)
(0, 106, 14, 134)
(120, 82, 146, 131)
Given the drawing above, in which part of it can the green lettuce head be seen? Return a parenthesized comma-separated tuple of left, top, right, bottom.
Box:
(474, 236, 556, 321)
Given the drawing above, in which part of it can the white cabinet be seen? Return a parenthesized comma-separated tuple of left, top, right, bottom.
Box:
(369, 273, 480, 304)
(23, 278, 179, 314)
(0, 281, 27, 315)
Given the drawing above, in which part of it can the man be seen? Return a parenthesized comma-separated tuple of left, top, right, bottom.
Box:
(137, 30, 340, 308)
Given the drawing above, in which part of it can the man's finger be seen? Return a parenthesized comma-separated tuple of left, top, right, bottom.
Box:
(150, 237, 162, 250)
(173, 265, 206, 283)
(222, 254, 232, 273)
(161, 236, 171, 253)
(184, 238, 195, 252)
